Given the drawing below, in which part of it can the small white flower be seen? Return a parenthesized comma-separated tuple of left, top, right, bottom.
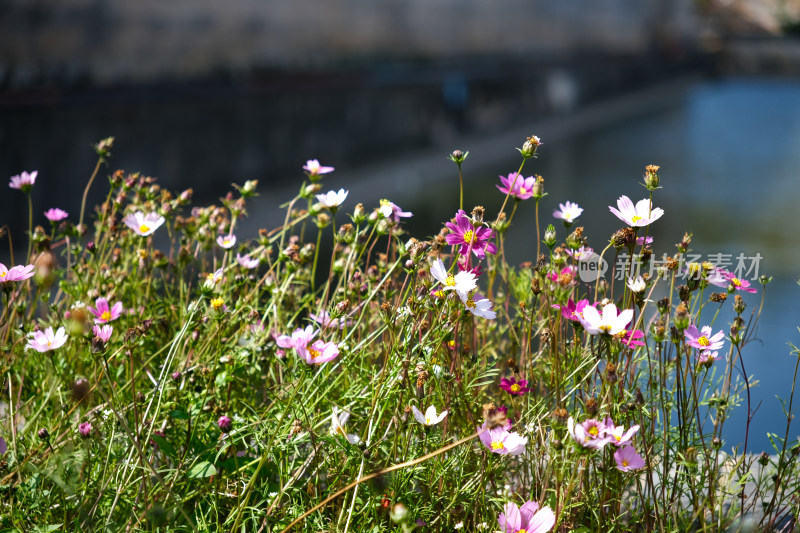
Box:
(123, 211, 165, 237)
(330, 407, 360, 444)
(458, 291, 496, 320)
(204, 268, 224, 290)
(430, 259, 477, 294)
(411, 405, 448, 426)
(627, 275, 646, 293)
(553, 201, 583, 224)
(236, 253, 259, 269)
(609, 196, 664, 227)
(316, 189, 349, 209)
(217, 234, 237, 249)
(578, 303, 632, 336)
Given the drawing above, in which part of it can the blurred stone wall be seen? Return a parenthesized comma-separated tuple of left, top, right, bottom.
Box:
(0, 0, 699, 86)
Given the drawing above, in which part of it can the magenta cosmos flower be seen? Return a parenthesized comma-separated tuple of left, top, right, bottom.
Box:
(553, 201, 583, 224)
(378, 199, 412, 222)
(478, 420, 527, 455)
(0, 263, 35, 283)
(445, 210, 497, 258)
(496, 172, 537, 200)
(44, 208, 69, 222)
(568, 417, 610, 450)
(298, 339, 339, 364)
(579, 303, 633, 336)
(722, 270, 757, 294)
(620, 328, 645, 348)
(123, 211, 165, 236)
(500, 377, 530, 396)
(26, 327, 68, 352)
(217, 415, 233, 432)
(303, 159, 334, 176)
(309, 310, 349, 330)
(552, 298, 594, 322)
(498, 501, 556, 533)
(609, 196, 664, 227)
(88, 297, 123, 324)
(684, 324, 725, 351)
(614, 445, 645, 472)
(9, 170, 37, 192)
(78, 422, 93, 438)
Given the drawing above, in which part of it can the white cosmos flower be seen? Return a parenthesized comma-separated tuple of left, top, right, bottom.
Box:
(553, 201, 583, 224)
(316, 189, 349, 209)
(458, 291, 496, 320)
(411, 405, 448, 426)
(217, 234, 237, 249)
(236, 253, 259, 269)
(627, 275, 646, 293)
(123, 211, 165, 236)
(579, 303, 632, 336)
(330, 407, 360, 444)
(608, 196, 664, 227)
(430, 259, 477, 294)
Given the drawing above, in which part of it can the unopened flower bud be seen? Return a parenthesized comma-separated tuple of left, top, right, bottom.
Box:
(657, 297, 670, 315)
(217, 415, 232, 432)
(674, 302, 690, 330)
(734, 294, 746, 314)
(566, 226, 583, 250)
(94, 136, 114, 157)
(604, 363, 618, 384)
(531, 175, 545, 199)
(678, 285, 691, 302)
(585, 397, 598, 416)
(643, 164, 660, 190)
(543, 224, 556, 248)
(352, 203, 366, 224)
(87, 241, 96, 254)
(449, 149, 468, 165)
(38, 427, 50, 441)
(519, 135, 542, 159)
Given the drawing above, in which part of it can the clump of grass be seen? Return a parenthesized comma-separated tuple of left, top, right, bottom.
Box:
(0, 137, 798, 532)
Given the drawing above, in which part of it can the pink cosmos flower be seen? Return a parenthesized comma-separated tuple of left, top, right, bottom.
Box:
(303, 159, 335, 176)
(217, 415, 233, 432)
(0, 263, 36, 283)
(579, 303, 633, 336)
(123, 211, 165, 236)
(298, 339, 339, 364)
(9, 170, 37, 191)
(217, 234, 236, 249)
(275, 325, 316, 352)
(458, 291, 497, 320)
(684, 324, 725, 351)
(496, 173, 537, 200)
(614, 445, 646, 472)
(411, 405, 448, 426)
(92, 325, 113, 343)
(498, 500, 556, 533)
(378, 199, 412, 222)
(478, 420, 527, 455)
(546, 265, 576, 285)
(44, 208, 69, 222)
(88, 297, 123, 324)
(78, 422, 93, 438)
(721, 270, 758, 294)
(445, 210, 497, 258)
(26, 327, 68, 352)
(235, 253, 259, 269)
(568, 417, 610, 450)
(620, 329, 646, 348)
(636, 236, 654, 246)
(309, 310, 349, 330)
(500, 377, 530, 396)
(553, 201, 583, 224)
(602, 418, 640, 447)
(698, 350, 720, 366)
(565, 246, 594, 262)
(552, 298, 595, 322)
(609, 196, 664, 227)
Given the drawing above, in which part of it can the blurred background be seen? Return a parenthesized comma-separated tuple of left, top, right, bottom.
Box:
(2, 0, 800, 451)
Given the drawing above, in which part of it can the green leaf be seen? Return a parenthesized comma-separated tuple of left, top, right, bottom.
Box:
(168, 409, 190, 420)
(187, 461, 217, 479)
(33, 526, 62, 533)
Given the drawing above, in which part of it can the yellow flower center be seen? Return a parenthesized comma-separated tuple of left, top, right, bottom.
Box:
(0, 272, 6, 277)
(615, 434, 622, 442)
(445, 275, 456, 287)
(425, 417, 431, 425)
(446, 340, 455, 349)
(309, 348, 321, 359)
(433, 290, 445, 298)
(139, 224, 150, 233)
(210, 298, 224, 310)
(510, 384, 521, 393)
(490, 441, 504, 450)
(599, 325, 612, 334)
(732, 278, 742, 286)
(698, 336, 710, 347)
(622, 459, 629, 467)
(517, 529, 528, 533)
(466, 299, 476, 309)
(462, 230, 477, 244)
(588, 426, 599, 437)
(101, 311, 112, 321)
(519, 187, 527, 195)
(631, 215, 642, 223)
